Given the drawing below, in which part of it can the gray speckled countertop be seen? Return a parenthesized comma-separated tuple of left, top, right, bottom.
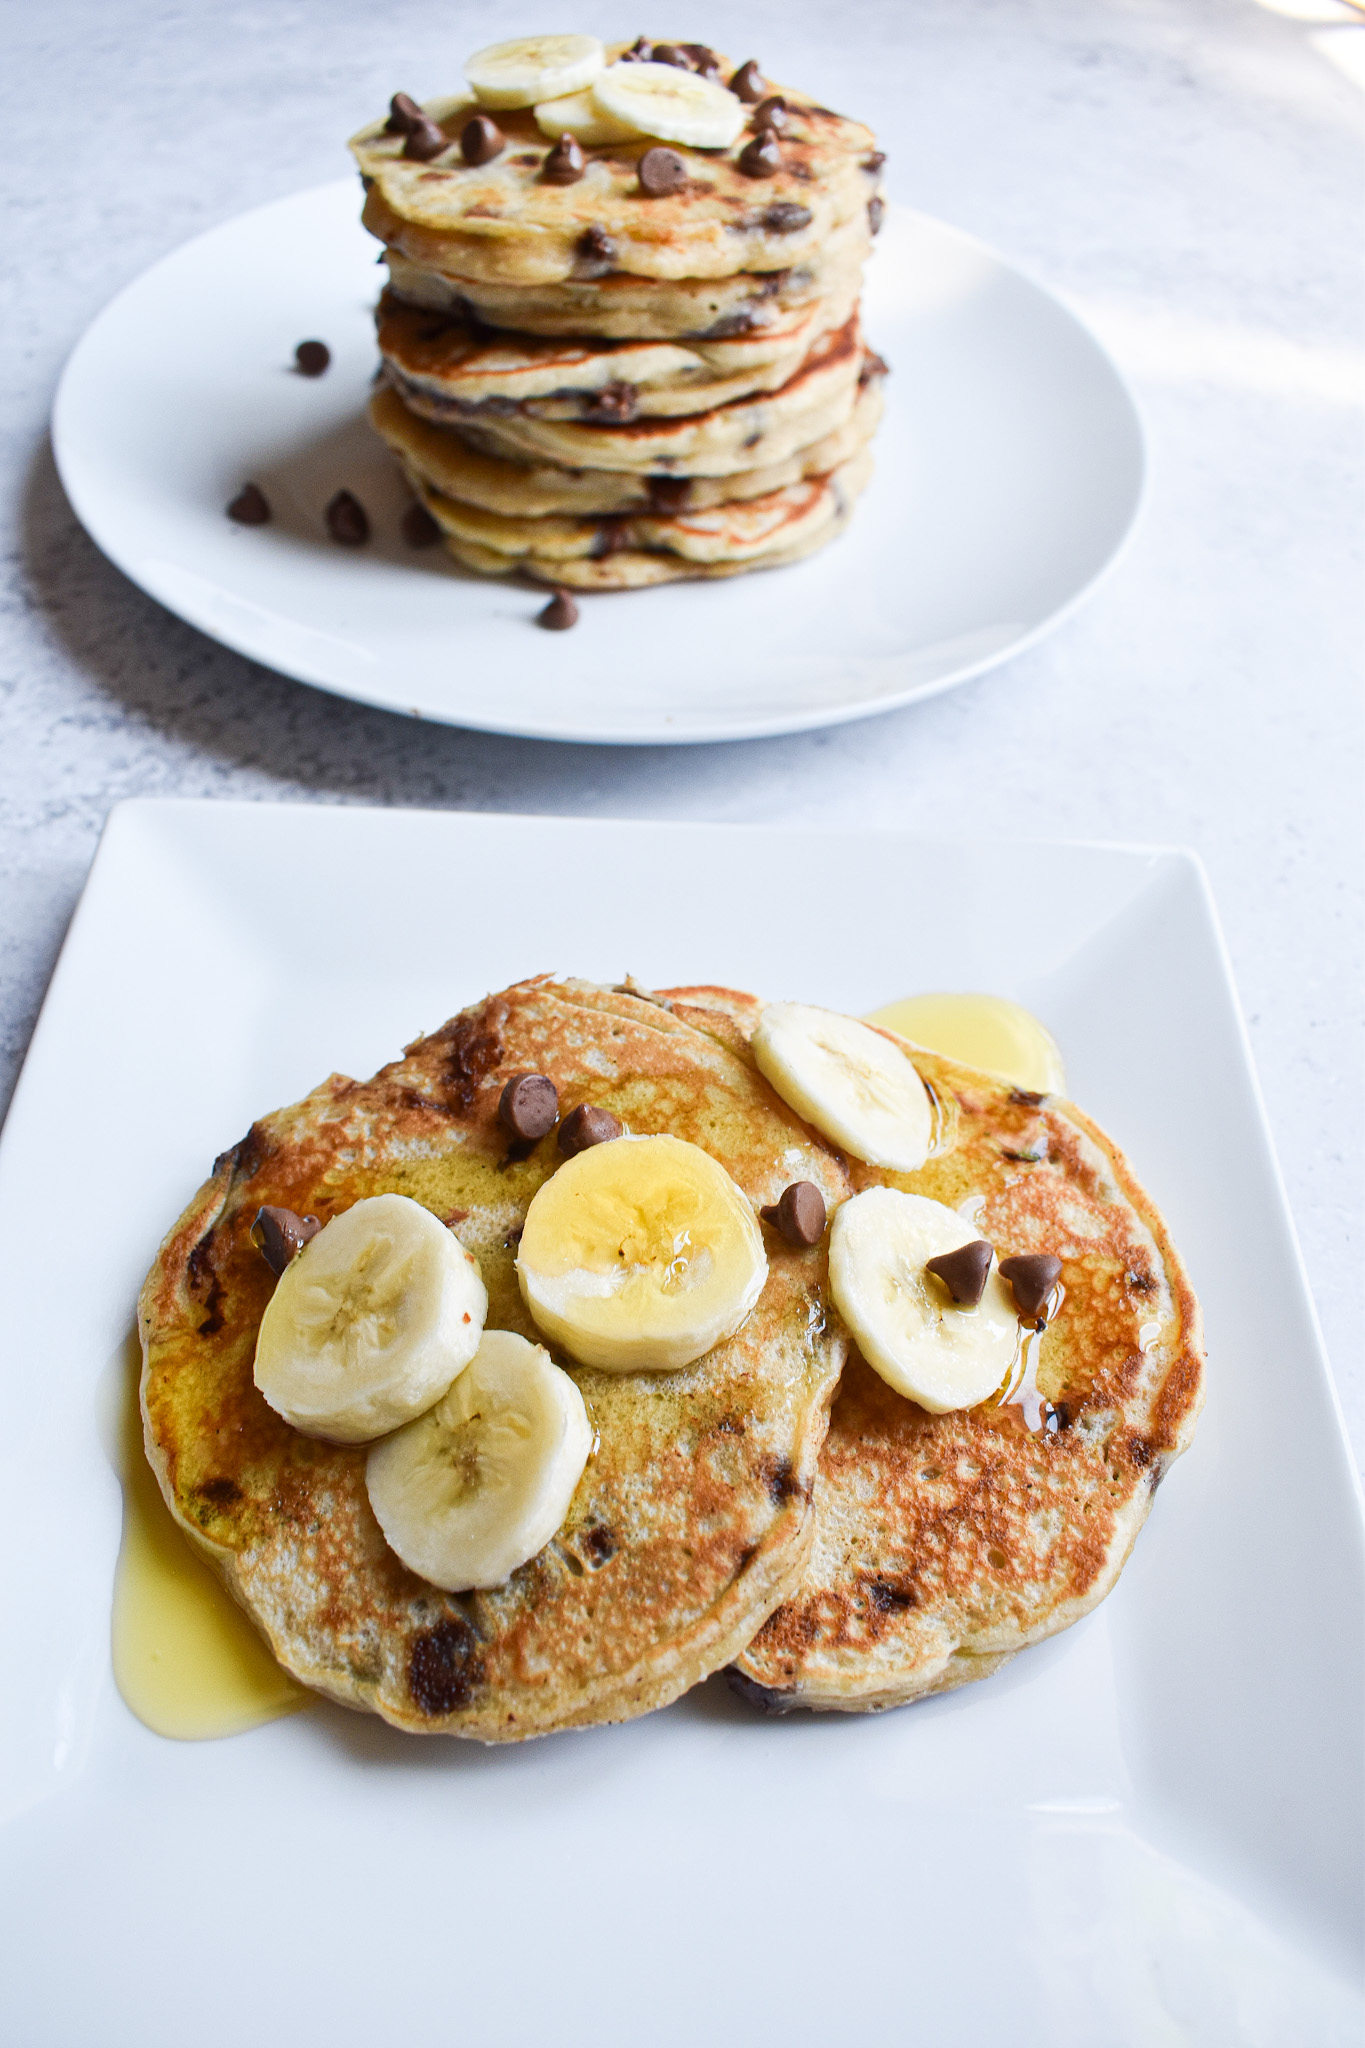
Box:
(2, 1, 1361, 1467)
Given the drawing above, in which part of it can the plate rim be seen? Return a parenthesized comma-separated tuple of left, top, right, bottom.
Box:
(49, 183, 1148, 748)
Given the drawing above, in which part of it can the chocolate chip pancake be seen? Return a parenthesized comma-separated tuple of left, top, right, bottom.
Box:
(416, 445, 873, 588)
(350, 72, 882, 287)
(655, 989, 1206, 1716)
(375, 280, 858, 421)
(380, 213, 871, 340)
(370, 375, 883, 517)
(138, 979, 851, 1741)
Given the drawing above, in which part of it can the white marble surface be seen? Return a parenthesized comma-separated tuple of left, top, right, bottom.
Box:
(2, 1, 1361, 1468)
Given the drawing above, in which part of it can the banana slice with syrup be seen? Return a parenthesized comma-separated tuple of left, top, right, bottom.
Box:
(517, 1133, 767, 1373)
(466, 34, 606, 110)
(253, 1193, 487, 1443)
(592, 60, 746, 149)
(366, 1330, 592, 1591)
(752, 1003, 934, 1172)
(830, 1188, 1018, 1413)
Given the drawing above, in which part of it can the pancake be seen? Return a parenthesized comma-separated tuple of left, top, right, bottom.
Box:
(138, 978, 851, 1741)
(416, 316, 865, 476)
(379, 214, 871, 340)
(414, 445, 873, 587)
(655, 988, 1206, 1714)
(350, 73, 882, 287)
(374, 280, 858, 421)
(370, 375, 883, 518)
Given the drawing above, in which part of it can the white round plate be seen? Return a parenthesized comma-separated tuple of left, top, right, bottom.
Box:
(53, 180, 1143, 746)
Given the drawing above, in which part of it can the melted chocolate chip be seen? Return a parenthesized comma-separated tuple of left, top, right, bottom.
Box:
(647, 474, 691, 512)
(250, 1205, 322, 1277)
(868, 195, 885, 234)
(730, 59, 766, 102)
(294, 339, 330, 376)
(924, 1239, 993, 1307)
(461, 114, 504, 165)
(726, 1669, 796, 1714)
(859, 349, 890, 384)
(401, 500, 440, 547)
(763, 202, 812, 233)
(404, 117, 449, 162)
(558, 1103, 622, 1155)
(752, 96, 788, 133)
(863, 149, 887, 173)
(408, 1617, 483, 1715)
(227, 482, 270, 525)
(739, 132, 781, 178)
(386, 92, 423, 134)
(639, 146, 686, 196)
(760, 1181, 826, 1247)
(576, 224, 618, 274)
(542, 132, 585, 184)
(537, 587, 578, 631)
(325, 490, 369, 545)
(498, 1072, 559, 1142)
(999, 1253, 1063, 1320)
(585, 380, 638, 423)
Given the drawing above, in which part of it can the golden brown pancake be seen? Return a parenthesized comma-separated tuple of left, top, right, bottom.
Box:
(137, 979, 850, 1742)
(656, 988, 1206, 1714)
(350, 70, 882, 286)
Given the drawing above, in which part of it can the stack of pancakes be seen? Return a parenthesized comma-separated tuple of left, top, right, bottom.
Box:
(139, 978, 1204, 1740)
(349, 45, 887, 590)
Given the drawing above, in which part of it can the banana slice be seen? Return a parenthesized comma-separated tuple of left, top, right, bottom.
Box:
(592, 61, 746, 149)
(253, 1193, 487, 1444)
(752, 1003, 933, 1171)
(517, 1133, 767, 1372)
(830, 1188, 1018, 1412)
(533, 88, 641, 144)
(366, 1330, 592, 1591)
(466, 34, 605, 110)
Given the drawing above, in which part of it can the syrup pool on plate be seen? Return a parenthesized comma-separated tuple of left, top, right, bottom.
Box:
(865, 993, 1066, 1095)
(112, 1340, 306, 1739)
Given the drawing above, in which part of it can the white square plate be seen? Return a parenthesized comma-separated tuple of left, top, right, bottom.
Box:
(1, 802, 1360, 2044)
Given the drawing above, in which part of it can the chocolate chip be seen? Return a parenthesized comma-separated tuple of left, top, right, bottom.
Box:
(227, 483, 270, 525)
(762, 202, 812, 232)
(325, 490, 369, 545)
(859, 349, 889, 384)
(739, 132, 782, 178)
(925, 1239, 993, 1307)
(498, 1072, 559, 1142)
(589, 518, 626, 558)
(558, 1103, 622, 1155)
(760, 1181, 826, 1247)
(730, 59, 766, 102)
(681, 43, 720, 76)
(401, 501, 440, 547)
(652, 42, 689, 66)
(639, 146, 686, 196)
(537, 587, 578, 630)
(294, 339, 330, 377)
(622, 35, 653, 60)
(868, 195, 885, 235)
(250, 1205, 322, 1277)
(404, 117, 450, 161)
(442, 1208, 470, 1227)
(585, 379, 638, 423)
(542, 132, 585, 184)
(576, 224, 618, 273)
(648, 474, 691, 512)
(461, 114, 504, 165)
(999, 1253, 1063, 1319)
(386, 91, 423, 134)
(752, 96, 788, 133)
(863, 150, 886, 173)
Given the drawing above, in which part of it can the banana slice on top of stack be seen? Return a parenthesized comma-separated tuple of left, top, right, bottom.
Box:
(349, 34, 888, 595)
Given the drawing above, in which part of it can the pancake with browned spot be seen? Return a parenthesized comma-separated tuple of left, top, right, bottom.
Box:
(656, 987, 1205, 1715)
(137, 979, 851, 1741)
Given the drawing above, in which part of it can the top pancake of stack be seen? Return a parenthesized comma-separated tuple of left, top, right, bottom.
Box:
(350, 43, 884, 336)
